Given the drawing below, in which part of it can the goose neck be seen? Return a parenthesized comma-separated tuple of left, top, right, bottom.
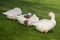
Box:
(51, 16, 55, 21)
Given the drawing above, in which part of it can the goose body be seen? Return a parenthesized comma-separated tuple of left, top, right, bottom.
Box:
(16, 12, 32, 25)
(3, 7, 22, 19)
(27, 14, 39, 26)
(16, 15, 27, 25)
(32, 12, 56, 33)
(16, 12, 39, 26)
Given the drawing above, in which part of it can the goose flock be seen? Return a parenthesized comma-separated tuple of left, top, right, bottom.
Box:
(3, 7, 56, 34)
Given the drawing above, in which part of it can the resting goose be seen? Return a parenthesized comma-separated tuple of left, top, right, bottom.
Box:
(3, 7, 22, 19)
(16, 12, 39, 26)
(16, 12, 33, 25)
(32, 12, 56, 34)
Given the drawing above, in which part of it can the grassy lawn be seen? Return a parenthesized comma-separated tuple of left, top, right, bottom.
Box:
(0, 0, 60, 40)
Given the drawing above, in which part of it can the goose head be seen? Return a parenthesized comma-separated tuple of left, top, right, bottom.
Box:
(48, 12, 56, 22)
(48, 12, 55, 19)
(28, 12, 33, 16)
(24, 12, 33, 19)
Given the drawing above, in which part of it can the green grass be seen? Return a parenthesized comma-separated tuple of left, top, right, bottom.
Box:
(0, 0, 60, 40)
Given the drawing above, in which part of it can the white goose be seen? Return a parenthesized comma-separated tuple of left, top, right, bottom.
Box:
(3, 7, 22, 19)
(32, 12, 56, 34)
(16, 12, 39, 26)
(16, 12, 33, 25)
